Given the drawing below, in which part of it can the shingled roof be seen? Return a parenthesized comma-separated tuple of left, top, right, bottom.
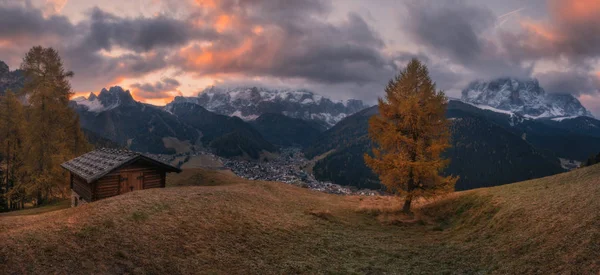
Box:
(61, 148, 181, 183)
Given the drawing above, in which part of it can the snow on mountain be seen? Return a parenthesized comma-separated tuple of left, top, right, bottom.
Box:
(462, 78, 593, 119)
(72, 95, 106, 112)
(551, 116, 578, 122)
(166, 86, 368, 127)
(72, 87, 137, 113)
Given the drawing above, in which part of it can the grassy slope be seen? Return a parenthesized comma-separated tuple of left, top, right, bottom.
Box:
(1, 167, 599, 274)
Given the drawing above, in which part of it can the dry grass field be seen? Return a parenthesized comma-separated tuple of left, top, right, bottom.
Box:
(0, 166, 599, 274)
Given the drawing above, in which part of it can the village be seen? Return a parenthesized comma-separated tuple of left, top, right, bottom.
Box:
(150, 147, 382, 196)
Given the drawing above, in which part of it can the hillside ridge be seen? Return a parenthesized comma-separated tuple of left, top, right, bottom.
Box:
(1, 167, 598, 274)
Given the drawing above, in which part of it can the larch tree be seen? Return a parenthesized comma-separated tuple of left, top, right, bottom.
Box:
(364, 59, 457, 214)
(20, 46, 90, 205)
(0, 90, 27, 211)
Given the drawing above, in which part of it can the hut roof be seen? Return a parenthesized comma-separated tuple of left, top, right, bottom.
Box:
(61, 148, 181, 183)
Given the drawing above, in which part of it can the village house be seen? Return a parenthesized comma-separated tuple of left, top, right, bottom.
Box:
(61, 148, 181, 207)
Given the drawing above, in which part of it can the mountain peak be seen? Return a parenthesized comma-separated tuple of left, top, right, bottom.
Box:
(461, 78, 592, 118)
(72, 86, 136, 112)
(171, 86, 367, 127)
(0, 61, 8, 76)
(88, 92, 98, 101)
(98, 86, 136, 107)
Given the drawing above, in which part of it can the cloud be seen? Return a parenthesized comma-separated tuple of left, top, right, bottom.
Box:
(536, 70, 600, 96)
(500, 0, 600, 63)
(0, 0, 397, 102)
(81, 7, 218, 53)
(493, 1, 600, 97)
(4, 0, 597, 105)
(174, 1, 393, 85)
(131, 77, 182, 99)
(402, 0, 494, 65)
(43, 0, 68, 16)
(399, 0, 533, 86)
(0, 2, 73, 41)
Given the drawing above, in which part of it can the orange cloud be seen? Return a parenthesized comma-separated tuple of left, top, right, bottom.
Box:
(195, 0, 217, 9)
(252, 25, 264, 35)
(520, 20, 560, 42)
(71, 91, 92, 99)
(215, 14, 232, 32)
(512, 0, 600, 59)
(550, 0, 600, 22)
(177, 36, 267, 73)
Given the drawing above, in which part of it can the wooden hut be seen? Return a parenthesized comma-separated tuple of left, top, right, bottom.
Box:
(61, 148, 181, 207)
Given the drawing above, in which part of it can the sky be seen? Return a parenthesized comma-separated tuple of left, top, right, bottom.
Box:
(0, 0, 599, 115)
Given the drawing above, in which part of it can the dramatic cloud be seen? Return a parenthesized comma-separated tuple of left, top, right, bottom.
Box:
(0, 0, 396, 102)
(494, 1, 600, 97)
(1, 0, 599, 109)
(0, 3, 73, 39)
(174, 1, 393, 85)
(537, 70, 600, 95)
(402, 0, 495, 65)
(131, 77, 182, 100)
(501, 0, 600, 62)
(399, 0, 533, 92)
(81, 7, 218, 53)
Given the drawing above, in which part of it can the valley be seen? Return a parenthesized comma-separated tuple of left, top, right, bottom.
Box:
(5, 57, 600, 192)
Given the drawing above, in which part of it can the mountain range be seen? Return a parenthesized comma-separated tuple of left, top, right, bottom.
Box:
(305, 78, 600, 190)
(71, 87, 282, 158)
(462, 78, 593, 118)
(2, 59, 599, 191)
(167, 86, 367, 128)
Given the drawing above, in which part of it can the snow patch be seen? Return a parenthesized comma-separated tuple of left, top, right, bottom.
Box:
(230, 110, 259, 121)
(74, 97, 107, 112)
(559, 158, 581, 170)
(551, 116, 578, 122)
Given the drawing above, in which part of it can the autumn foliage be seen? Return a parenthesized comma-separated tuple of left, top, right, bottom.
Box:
(364, 59, 457, 214)
(0, 46, 91, 210)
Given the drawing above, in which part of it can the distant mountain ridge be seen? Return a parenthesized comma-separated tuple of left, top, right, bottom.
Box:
(462, 78, 593, 118)
(166, 86, 368, 128)
(304, 98, 600, 191)
(72, 87, 276, 158)
(0, 61, 24, 95)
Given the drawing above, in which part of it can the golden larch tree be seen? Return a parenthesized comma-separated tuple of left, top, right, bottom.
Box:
(0, 90, 27, 210)
(364, 59, 457, 214)
(20, 46, 90, 205)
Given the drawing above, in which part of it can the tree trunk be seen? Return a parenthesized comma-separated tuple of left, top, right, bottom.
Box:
(402, 197, 413, 215)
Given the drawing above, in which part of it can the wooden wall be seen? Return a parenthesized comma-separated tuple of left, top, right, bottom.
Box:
(93, 159, 167, 201)
(72, 174, 93, 202)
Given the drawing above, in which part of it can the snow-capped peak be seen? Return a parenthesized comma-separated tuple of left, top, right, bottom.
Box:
(72, 86, 136, 113)
(461, 78, 593, 119)
(168, 86, 368, 127)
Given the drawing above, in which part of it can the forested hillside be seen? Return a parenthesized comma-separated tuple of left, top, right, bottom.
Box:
(305, 101, 571, 190)
(250, 113, 325, 147)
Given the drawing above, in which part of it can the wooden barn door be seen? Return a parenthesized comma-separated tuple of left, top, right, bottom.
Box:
(120, 172, 144, 194)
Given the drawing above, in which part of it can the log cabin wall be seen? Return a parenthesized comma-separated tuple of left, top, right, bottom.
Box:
(72, 174, 93, 202)
(93, 159, 166, 201)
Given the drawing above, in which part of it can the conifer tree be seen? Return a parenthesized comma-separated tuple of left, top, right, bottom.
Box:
(364, 59, 457, 214)
(0, 90, 27, 210)
(20, 46, 89, 205)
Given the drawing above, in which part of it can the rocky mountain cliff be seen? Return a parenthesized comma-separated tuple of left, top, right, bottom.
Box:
(462, 78, 593, 118)
(166, 86, 368, 128)
(0, 61, 24, 95)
